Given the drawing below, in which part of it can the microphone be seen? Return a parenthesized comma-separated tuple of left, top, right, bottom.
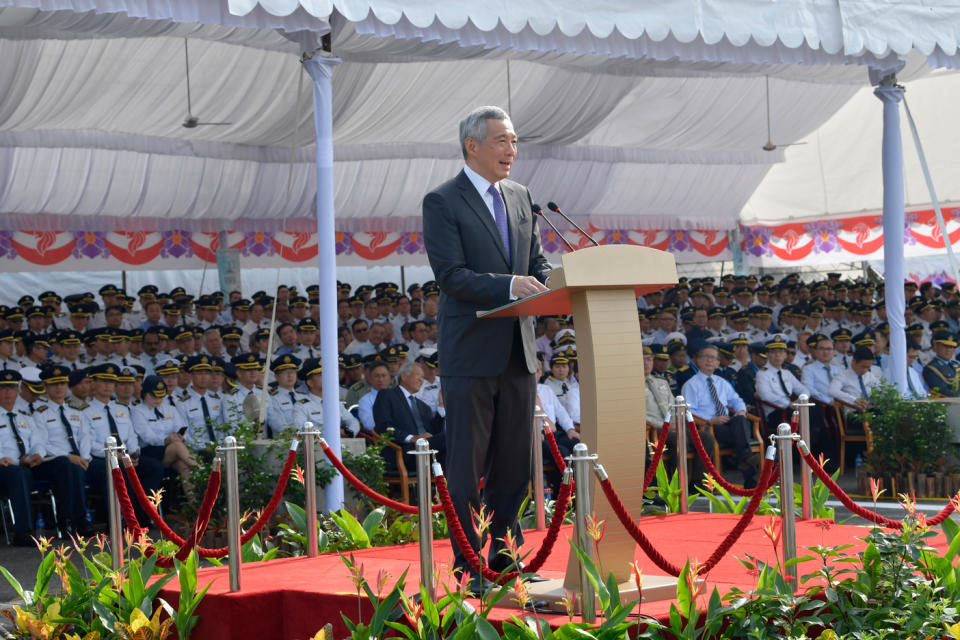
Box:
(546, 202, 599, 247)
(533, 204, 575, 252)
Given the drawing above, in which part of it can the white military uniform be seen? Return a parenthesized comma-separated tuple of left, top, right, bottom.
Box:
(292, 393, 360, 436)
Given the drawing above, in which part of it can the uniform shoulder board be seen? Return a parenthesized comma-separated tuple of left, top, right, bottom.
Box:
(34, 404, 48, 414)
(178, 391, 191, 401)
(131, 399, 141, 406)
(268, 388, 278, 396)
(298, 397, 310, 404)
(227, 387, 240, 396)
(349, 381, 363, 390)
(66, 396, 85, 410)
(209, 392, 220, 399)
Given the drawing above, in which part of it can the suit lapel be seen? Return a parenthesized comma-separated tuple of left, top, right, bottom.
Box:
(501, 181, 522, 271)
(455, 171, 510, 266)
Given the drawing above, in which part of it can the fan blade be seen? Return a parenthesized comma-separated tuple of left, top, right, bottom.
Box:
(194, 122, 233, 126)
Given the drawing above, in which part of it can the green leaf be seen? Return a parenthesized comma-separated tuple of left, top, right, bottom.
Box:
(331, 509, 371, 548)
(362, 507, 386, 539)
(0, 564, 26, 604)
(476, 617, 500, 640)
(675, 560, 694, 620)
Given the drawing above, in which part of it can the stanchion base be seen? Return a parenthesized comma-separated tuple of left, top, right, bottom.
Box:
(496, 575, 680, 611)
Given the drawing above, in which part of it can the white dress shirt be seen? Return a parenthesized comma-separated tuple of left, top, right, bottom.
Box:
(829, 368, 881, 405)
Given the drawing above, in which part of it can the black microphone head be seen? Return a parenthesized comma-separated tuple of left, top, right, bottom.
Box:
(532, 203, 544, 214)
(547, 201, 560, 212)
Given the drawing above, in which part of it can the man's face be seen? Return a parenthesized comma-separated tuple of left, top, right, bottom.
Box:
(466, 117, 517, 183)
(369, 325, 384, 346)
(364, 302, 379, 320)
(275, 370, 297, 389)
(352, 323, 369, 341)
(411, 322, 427, 345)
(907, 348, 919, 366)
(105, 308, 123, 328)
(652, 357, 668, 373)
(0, 341, 11, 359)
(397, 298, 410, 316)
(851, 359, 872, 376)
(934, 342, 956, 361)
(693, 310, 707, 328)
(550, 363, 569, 380)
(161, 373, 180, 391)
(695, 349, 719, 376)
(299, 330, 317, 347)
(250, 305, 265, 323)
(116, 382, 134, 401)
(92, 378, 115, 400)
(0, 386, 17, 409)
(204, 333, 223, 354)
(190, 371, 209, 392)
(814, 340, 834, 363)
(46, 381, 68, 404)
(146, 304, 162, 323)
(669, 350, 687, 368)
(643, 353, 653, 377)
(767, 349, 786, 368)
(658, 313, 675, 331)
(279, 325, 298, 347)
(176, 337, 194, 354)
(423, 297, 438, 317)
(223, 338, 241, 356)
(366, 366, 389, 390)
(399, 364, 425, 394)
(835, 339, 851, 354)
(237, 368, 260, 388)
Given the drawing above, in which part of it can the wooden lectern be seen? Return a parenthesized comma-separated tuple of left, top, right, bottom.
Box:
(480, 244, 680, 604)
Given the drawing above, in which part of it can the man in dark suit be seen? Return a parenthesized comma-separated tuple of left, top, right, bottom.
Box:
(422, 106, 552, 588)
(373, 361, 446, 467)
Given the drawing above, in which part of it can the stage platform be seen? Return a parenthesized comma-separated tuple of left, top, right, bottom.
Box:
(157, 513, 947, 640)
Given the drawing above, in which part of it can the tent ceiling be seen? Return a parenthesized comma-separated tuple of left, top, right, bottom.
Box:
(0, 0, 954, 241)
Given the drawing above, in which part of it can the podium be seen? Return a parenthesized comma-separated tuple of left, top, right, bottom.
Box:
(479, 244, 680, 605)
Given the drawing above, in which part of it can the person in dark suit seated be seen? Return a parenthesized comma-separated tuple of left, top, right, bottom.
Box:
(373, 361, 446, 471)
(923, 332, 960, 397)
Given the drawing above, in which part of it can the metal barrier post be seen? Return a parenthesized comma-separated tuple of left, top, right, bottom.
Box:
(298, 423, 320, 557)
(532, 406, 547, 531)
(570, 442, 598, 622)
(672, 396, 688, 514)
(218, 435, 245, 592)
(794, 395, 814, 520)
(104, 437, 123, 569)
(774, 424, 800, 585)
(410, 439, 437, 602)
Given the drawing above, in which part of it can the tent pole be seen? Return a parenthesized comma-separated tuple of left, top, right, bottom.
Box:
(304, 47, 343, 513)
(400, 265, 406, 293)
(902, 97, 960, 284)
(875, 77, 907, 394)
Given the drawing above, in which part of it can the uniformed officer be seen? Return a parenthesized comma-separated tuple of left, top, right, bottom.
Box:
(222, 353, 264, 426)
(923, 332, 960, 397)
(131, 376, 194, 479)
(178, 354, 226, 448)
(83, 363, 163, 526)
(414, 350, 442, 414)
(265, 354, 302, 438)
(0, 329, 22, 371)
(542, 353, 581, 426)
(31, 365, 92, 535)
(0, 371, 41, 544)
(292, 359, 360, 437)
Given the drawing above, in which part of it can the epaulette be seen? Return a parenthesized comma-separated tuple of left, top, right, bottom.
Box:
(350, 381, 365, 390)
(268, 388, 278, 396)
(66, 396, 86, 410)
(34, 404, 48, 414)
(178, 391, 191, 401)
(69, 399, 89, 410)
(209, 392, 220, 399)
(130, 399, 141, 406)
(227, 387, 240, 396)
(298, 398, 310, 404)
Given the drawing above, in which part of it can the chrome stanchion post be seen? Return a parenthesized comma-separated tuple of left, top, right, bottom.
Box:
(104, 437, 123, 569)
(773, 424, 800, 585)
(217, 435, 245, 592)
(532, 406, 547, 531)
(794, 395, 814, 520)
(672, 396, 688, 514)
(410, 439, 437, 602)
(570, 442, 598, 622)
(297, 423, 318, 556)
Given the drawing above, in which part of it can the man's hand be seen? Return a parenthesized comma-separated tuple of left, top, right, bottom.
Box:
(21, 454, 42, 468)
(512, 276, 548, 299)
(711, 415, 730, 425)
(855, 398, 870, 409)
(68, 454, 89, 470)
(566, 429, 580, 441)
(0, 457, 13, 467)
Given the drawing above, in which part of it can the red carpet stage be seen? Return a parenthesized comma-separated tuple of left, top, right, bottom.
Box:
(157, 514, 946, 640)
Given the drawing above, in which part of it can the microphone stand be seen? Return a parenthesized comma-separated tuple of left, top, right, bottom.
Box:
(533, 204, 575, 252)
(547, 202, 600, 247)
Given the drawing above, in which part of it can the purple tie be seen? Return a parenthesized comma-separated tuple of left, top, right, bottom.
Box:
(487, 183, 511, 264)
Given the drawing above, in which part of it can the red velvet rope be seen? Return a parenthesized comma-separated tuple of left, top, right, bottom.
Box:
(124, 447, 297, 557)
(434, 473, 573, 585)
(685, 417, 768, 497)
(319, 439, 442, 515)
(643, 419, 672, 492)
(542, 427, 568, 472)
(790, 410, 799, 431)
(799, 449, 903, 529)
(111, 465, 220, 568)
(597, 457, 776, 576)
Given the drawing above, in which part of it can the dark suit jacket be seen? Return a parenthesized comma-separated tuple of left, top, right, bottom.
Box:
(373, 386, 444, 445)
(422, 170, 552, 377)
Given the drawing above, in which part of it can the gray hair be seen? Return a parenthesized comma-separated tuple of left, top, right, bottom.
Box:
(459, 106, 511, 160)
(397, 361, 421, 377)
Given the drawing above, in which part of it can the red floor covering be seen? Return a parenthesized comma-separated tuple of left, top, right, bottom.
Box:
(157, 513, 947, 640)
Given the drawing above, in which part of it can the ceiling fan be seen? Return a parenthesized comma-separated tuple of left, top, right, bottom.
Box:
(181, 38, 232, 129)
(762, 75, 806, 151)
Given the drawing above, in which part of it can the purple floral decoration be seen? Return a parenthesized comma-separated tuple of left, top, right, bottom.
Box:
(601, 229, 630, 245)
(334, 232, 353, 255)
(241, 232, 276, 257)
(904, 213, 918, 246)
(73, 232, 109, 259)
(668, 231, 689, 252)
(740, 225, 774, 258)
(0, 231, 16, 260)
(539, 228, 568, 253)
(803, 220, 843, 254)
(160, 230, 194, 259)
(400, 232, 425, 255)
